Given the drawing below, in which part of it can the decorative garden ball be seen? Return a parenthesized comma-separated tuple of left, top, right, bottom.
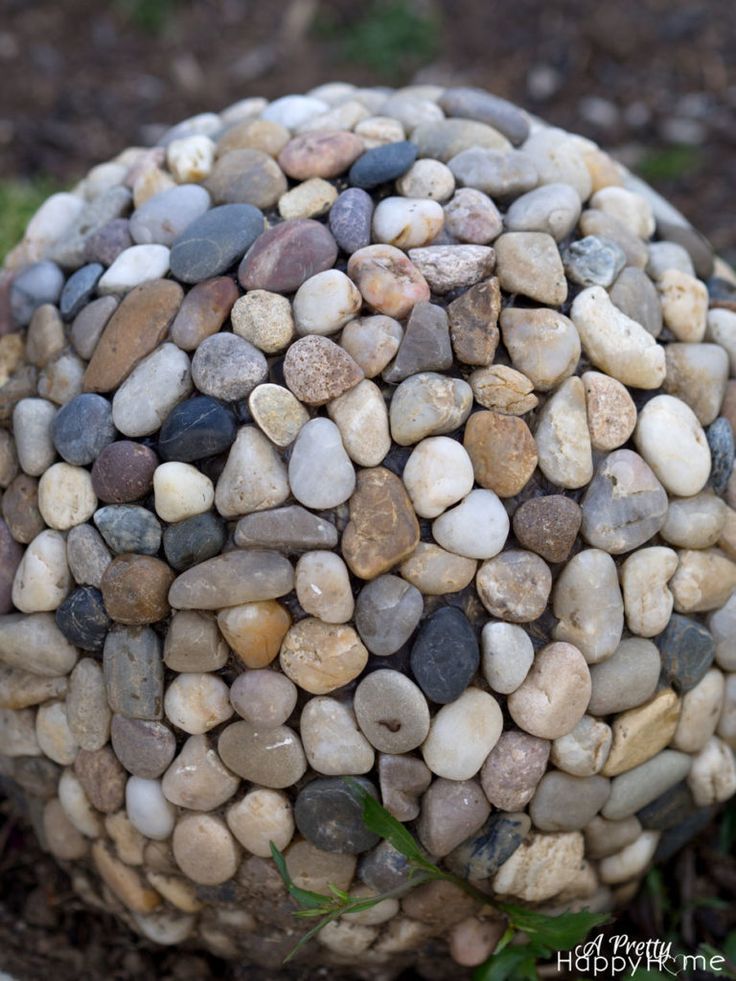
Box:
(1, 80, 736, 975)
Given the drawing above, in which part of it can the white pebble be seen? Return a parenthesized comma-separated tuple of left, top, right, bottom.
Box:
(38, 462, 97, 531)
(658, 269, 708, 342)
(432, 488, 509, 559)
(154, 462, 215, 523)
(481, 621, 534, 694)
(12, 530, 71, 613)
(13, 397, 57, 476)
(327, 379, 391, 467)
(112, 343, 192, 437)
(599, 831, 660, 884)
(126, 776, 176, 840)
(372, 197, 444, 249)
(403, 436, 474, 518)
(535, 376, 592, 489)
(634, 394, 711, 497)
(226, 788, 295, 857)
(288, 418, 355, 510)
(261, 95, 329, 129)
(706, 308, 736, 374)
(58, 768, 102, 838)
(164, 673, 234, 735)
(396, 159, 455, 201)
(166, 135, 216, 183)
(293, 270, 362, 336)
(300, 697, 375, 775)
(687, 736, 736, 806)
(422, 688, 503, 780)
(620, 547, 678, 638)
(97, 245, 170, 294)
(590, 187, 655, 238)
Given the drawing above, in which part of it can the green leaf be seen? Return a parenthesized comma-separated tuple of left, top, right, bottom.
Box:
(269, 841, 333, 911)
(473, 944, 539, 981)
(343, 777, 438, 872)
(497, 903, 611, 951)
(283, 911, 342, 964)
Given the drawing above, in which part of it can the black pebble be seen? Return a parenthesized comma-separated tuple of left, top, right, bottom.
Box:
(410, 606, 480, 704)
(294, 777, 381, 854)
(163, 512, 227, 571)
(55, 586, 110, 651)
(158, 396, 237, 462)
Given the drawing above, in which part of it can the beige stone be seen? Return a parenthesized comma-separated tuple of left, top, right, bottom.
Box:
(602, 689, 681, 776)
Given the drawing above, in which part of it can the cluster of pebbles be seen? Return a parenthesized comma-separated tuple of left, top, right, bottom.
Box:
(1, 80, 736, 975)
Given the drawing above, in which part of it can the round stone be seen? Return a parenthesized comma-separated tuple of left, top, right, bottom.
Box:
(158, 396, 237, 462)
(278, 130, 364, 180)
(295, 551, 354, 624)
(421, 688, 503, 780)
(170, 204, 264, 283)
(101, 555, 174, 625)
(232, 290, 295, 353)
(294, 777, 380, 853)
(476, 550, 552, 622)
(481, 621, 534, 694)
(192, 333, 267, 401)
(293, 269, 362, 336)
(354, 575, 423, 656)
(163, 512, 227, 572)
(217, 600, 291, 669)
(508, 642, 592, 739)
(218, 720, 306, 788)
(206, 149, 287, 209)
(91, 441, 158, 504)
(226, 788, 295, 858)
(229, 670, 297, 729)
(354, 670, 430, 753)
(172, 814, 239, 886)
(279, 619, 368, 695)
(349, 141, 418, 189)
(37, 463, 97, 531)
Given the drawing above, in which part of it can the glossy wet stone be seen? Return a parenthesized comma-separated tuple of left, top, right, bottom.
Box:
(410, 606, 479, 704)
(294, 777, 380, 854)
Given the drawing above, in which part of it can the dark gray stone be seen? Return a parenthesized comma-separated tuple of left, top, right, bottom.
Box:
(158, 396, 237, 462)
(355, 574, 424, 656)
(294, 777, 380, 854)
(410, 606, 480, 704)
(170, 203, 264, 283)
(383, 302, 452, 384)
(234, 505, 338, 552)
(59, 263, 104, 320)
(707, 417, 734, 496)
(348, 141, 418, 190)
(163, 512, 227, 571)
(358, 840, 413, 892)
(52, 393, 117, 466)
(445, 812, 531, 879)
(657, 614, 715, 693)
(637, 781, 696, 831)
(55, 586, 110, 652)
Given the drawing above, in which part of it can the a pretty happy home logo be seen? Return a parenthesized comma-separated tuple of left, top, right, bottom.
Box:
(558, 932, 728, 976)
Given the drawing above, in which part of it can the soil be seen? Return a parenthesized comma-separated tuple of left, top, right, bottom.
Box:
(1, 1, 735, 977)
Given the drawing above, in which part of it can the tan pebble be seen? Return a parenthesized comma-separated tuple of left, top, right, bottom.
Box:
(492, 831, 585, 902)
(687, 736, 736, 806)
(620, 547, 678, 638)
(218, 719, 306, 788)
(105, 811, 146, 865)
(231, 290, 295, 354)
(399, 542, 477, 595)
(248, 384, 309, 447)
(43, 797, 88, 861)
(535, 376, 593, 489)
(449, 917, 505, 967)
(469, 364, 538, 414)
(672, 669, 725, 753)
(658, 269, 708, 342)
(217, 600, 291, 669)
(145, 872, 202, 913)
(670, 549, 736, 614)
(463, 410, 537, 497)
(500, 307, 580, 391)
(226, 788, 295, 857)
(582, 371, 637, 451)
(92, 840, 162, 913)
(284, 839, 356, 894)
(602, 689, 681, 776)
(279, 619, 368, 694)
(172, 813, 240, 885)
(278, 178, 337, 220)
(508, 642, 591, 739)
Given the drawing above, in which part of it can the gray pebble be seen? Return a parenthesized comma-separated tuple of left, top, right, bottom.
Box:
(329, 188, 374, 254)
(192, 333, 268, 401)
(10, 262, 64, 326)
(66, 523, 112, 588)
(52, 393, 116, 466)
(110, 714, 177, 778)
(129, 184, 212, 247)
(354, 574, 423, 655)
(609, 266, 663, 337)
(94, 505, 162, 555)
(562, 236, 627, 287)
(59, 263, 104, 321)
(234, 505, 338, 552)
(103, 625, 164, 720)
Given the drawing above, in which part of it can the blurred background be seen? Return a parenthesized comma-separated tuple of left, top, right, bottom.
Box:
(0, 0, 735, 263)
(1, 1, 735, 978)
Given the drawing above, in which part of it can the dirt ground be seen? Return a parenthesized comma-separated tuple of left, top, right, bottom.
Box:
(1, 1, 736, 977)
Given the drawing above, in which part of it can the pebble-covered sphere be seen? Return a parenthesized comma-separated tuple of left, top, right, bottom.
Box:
(2, 80, 736, 974)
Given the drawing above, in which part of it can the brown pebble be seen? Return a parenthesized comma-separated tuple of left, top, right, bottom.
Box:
(464, 411, 538, 497)
(582, 371, 638, 451)
(169, 277, 240, 351)
(91, 441, 159, 504)
(342, 467, 420, 579)
(283, 335, 364, 406)
(239, 219, 338, 294)
(26, 304, 65, 367)
(0, 365, 38, 424)
(512, 495, 582, 564)
(447, 278, 501, 366)
(278, 131, 365, 181)
(216, 119, 290, 158)
(83, 280, 183, 393)
(206, 149, 287, 209)
(74, 746, 126, 813)
(480, 730, 551, 810)
(92, 840, 162, 913)
(2, 473, 45, 543)
(101, 554, 175, 624)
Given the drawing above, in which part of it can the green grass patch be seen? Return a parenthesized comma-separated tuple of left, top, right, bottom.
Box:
(315, 0, 441, 80)
(0, 178, 62, 264)
(637, 145, 703, 183)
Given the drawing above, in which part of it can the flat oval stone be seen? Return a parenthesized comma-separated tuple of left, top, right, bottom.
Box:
(390, 373, 473, 446)
(464, 410, 537, 498)
(602, 750, 693, 820)
(169, 549, 293, 610)
(84, 280, 183, 393)
(103, 626, 163, 720)
(169, 276, 239, 351)
(83, 218, 133, 267)
(635, 394, 711, 497)
(101, 555, 174, 625)
(508, 642, 591, 740)
(581, 449, 668, 554)
(172, 813, 239, 886)
(129, 184, 211, 246)
(239, 219, 338, 293)
(111, 714, 176, 778)
(91, 441, 158, 503)
(52, 393, 116, 466)
(353, 670, 430, 753)
(163, 512, 227, 572)
(354, 574, 423, 656)
(94, 505, 162, 555)
(70, 295, 118, 360)
(13, 397, 57, 476)
(400, 542, 477, 596)
(170, 204, 265, 283)
(295, 551, 354, 624)
(588, 638, 661, 716)
(205, 149, 287, 208)
(192, 333, 267, 402)
(410, 606, 479, 704)
(422, 688, 503, 780)
(530, 772, 611, 832)
(438, 87, 529, 144)
(349, 141, 418, 189)
(234, 505, 338, 552)
(248, 383, 309, 448)
(97, 244, 170, 295)
(55, 586, 110, 651)
(59, 263, 104, 320)
(294, 777, 380, 853)
(553, 548, 624, 664)
(329, 188, 374, 254)
(300, 697, 375, 775)
(412, 119, 510, 162)
(610, 266, 663, 337)
(217, 720, 306, 788)
(226, 787, 294, 858)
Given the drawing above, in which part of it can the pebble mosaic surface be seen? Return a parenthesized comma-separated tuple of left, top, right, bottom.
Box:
(1, 80, 736, 973)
